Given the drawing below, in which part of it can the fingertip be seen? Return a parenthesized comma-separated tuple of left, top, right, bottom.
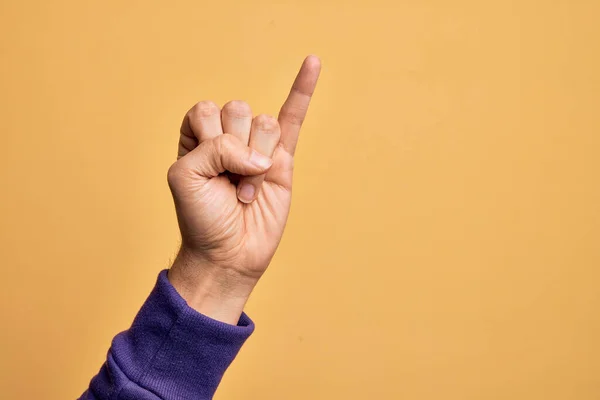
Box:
(304, 55, 321, 71)
(237, 183, 256, 203)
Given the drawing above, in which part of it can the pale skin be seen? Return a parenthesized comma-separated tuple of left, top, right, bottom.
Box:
(167, 56, 321, 324)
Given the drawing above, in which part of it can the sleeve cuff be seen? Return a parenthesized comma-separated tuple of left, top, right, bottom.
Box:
(110, 269, 254, 399)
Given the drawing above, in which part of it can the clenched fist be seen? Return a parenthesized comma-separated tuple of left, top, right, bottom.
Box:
(167, 56, 321, 324)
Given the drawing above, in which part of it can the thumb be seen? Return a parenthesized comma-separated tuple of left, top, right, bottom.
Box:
(180, 134, 273, 178)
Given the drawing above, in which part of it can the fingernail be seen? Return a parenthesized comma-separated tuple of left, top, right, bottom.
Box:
(249, 150, 272, 169)
(237, 183, 256, 203)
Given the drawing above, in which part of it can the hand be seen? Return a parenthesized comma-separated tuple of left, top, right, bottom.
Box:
(167, 56, 321, 324)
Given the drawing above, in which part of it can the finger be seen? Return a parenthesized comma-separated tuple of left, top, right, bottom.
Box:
(178, 101, 222, 159)
(237, 115, 281, 203)
(221, 100, 253, 144)
(278, 55, 321, 156)
(171, 134, 273, 181)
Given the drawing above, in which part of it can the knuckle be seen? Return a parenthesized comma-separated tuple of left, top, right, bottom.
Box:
(254, 114, 279, 130)
(218, 133, 235, 146)
(279, 105, 305, 126)
(222, 100, 252, 118)
(215, 133, 235, 153)
(190, 101, 219, 119)
(213, 134, 241, 170)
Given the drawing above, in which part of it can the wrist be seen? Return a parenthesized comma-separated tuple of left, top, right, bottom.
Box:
(168, 247, 258, 325)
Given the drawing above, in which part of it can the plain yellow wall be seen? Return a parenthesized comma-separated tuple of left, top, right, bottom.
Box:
(1, 0, 599, 399)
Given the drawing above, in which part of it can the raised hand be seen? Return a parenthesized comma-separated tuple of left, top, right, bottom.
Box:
(167, 56, 321, 324)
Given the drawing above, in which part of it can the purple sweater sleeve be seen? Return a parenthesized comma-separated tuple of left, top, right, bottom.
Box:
(79, 270, 254, 400)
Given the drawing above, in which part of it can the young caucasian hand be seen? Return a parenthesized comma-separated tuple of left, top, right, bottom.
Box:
(167, 56, 321, 324)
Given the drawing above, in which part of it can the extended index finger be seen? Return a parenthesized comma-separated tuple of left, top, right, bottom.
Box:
(278, 55, 321, 156)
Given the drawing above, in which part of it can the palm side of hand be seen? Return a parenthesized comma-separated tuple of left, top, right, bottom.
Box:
(170, 143, 294, 276)
(168, 56, 321, 278)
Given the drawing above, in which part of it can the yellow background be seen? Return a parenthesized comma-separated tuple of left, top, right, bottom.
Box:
(1, 0, 599, 399)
